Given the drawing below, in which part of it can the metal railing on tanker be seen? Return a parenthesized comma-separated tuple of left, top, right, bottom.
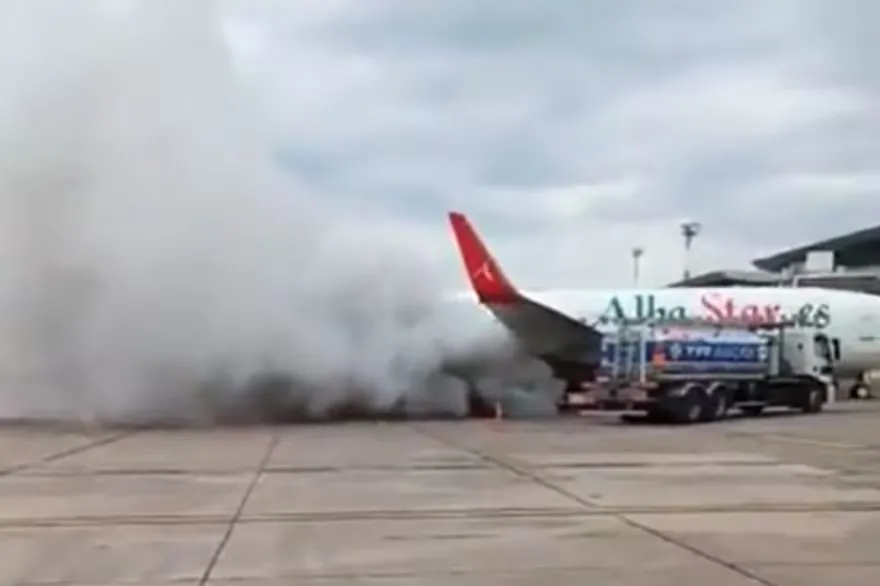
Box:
(598, 316, 798, 385)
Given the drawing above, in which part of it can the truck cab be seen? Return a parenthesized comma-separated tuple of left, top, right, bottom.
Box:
(770, 329, 836, 389)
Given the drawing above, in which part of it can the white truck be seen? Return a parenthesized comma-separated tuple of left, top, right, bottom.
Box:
(590, 318, 836, 424)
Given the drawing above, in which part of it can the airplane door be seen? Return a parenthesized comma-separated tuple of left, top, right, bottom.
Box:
(858, 314, 878, 344)
(850, 313, 880, 374)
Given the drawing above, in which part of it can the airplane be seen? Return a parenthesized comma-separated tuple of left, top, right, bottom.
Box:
(448, 211, 880, 398)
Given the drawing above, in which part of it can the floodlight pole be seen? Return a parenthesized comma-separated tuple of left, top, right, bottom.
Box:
(681, 221, 702, 281)
(631, 247, 644, 287)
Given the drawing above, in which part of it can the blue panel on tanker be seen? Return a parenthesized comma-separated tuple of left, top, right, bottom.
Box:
(603, 339, 769, 373)
(662, 340, 768, 363)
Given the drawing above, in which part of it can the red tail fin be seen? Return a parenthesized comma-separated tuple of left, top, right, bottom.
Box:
(448, 211, 519, 303)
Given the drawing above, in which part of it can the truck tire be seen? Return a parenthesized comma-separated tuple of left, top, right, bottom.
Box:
(800, 386, 824, 414)
(740, 405, 764, 417)
(701, 388, 729, 423)
(669, 386, 705, 424)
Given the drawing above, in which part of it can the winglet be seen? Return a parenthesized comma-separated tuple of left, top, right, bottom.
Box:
(448, 212, 519, 304)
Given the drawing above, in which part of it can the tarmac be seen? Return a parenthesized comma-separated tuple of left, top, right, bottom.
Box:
(2, 404, 880, 585)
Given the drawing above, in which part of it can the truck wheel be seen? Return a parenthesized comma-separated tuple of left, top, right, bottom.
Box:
(701, 389, 729, 423)
(801, 387, 824, 414)
(740, 405, 764, 417)
(671, 386, 704, 424)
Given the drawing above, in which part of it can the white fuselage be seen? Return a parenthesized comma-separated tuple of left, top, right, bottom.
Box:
(449, 286, 880, 378)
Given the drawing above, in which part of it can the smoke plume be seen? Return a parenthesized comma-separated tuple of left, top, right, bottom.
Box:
(0, 1, 559, 425)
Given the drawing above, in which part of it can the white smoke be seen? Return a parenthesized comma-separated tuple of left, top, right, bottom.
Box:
(0, 1, 558, 425)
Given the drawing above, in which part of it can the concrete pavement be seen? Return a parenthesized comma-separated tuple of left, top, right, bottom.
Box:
(2, 405, 880, 584)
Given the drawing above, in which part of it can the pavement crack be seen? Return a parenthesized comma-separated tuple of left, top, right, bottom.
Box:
(198, 431, 279, 586)
(412, 425, 781, 586)
(0, 430, 138, 476)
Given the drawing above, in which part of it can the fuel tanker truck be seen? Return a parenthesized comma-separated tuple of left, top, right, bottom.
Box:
(590, 317, 837, 423)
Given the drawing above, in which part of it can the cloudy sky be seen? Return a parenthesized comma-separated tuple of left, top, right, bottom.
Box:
(223, 0, 878, 290)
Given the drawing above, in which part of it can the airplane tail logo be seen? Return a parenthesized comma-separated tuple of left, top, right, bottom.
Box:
(448, 212, 518, 303)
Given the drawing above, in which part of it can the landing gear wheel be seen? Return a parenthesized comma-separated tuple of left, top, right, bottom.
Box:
(849, 383, 872, 400)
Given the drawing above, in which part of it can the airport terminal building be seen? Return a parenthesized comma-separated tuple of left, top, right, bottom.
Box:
(671, 224, 880, 295)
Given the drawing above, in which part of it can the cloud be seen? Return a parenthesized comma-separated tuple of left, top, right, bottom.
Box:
(224, 0, 880, 288)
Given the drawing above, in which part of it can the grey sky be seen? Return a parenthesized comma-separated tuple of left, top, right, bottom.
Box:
(225, 0, 879, 289)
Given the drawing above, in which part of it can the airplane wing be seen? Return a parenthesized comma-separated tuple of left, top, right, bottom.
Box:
(447, 212, 603, 369)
